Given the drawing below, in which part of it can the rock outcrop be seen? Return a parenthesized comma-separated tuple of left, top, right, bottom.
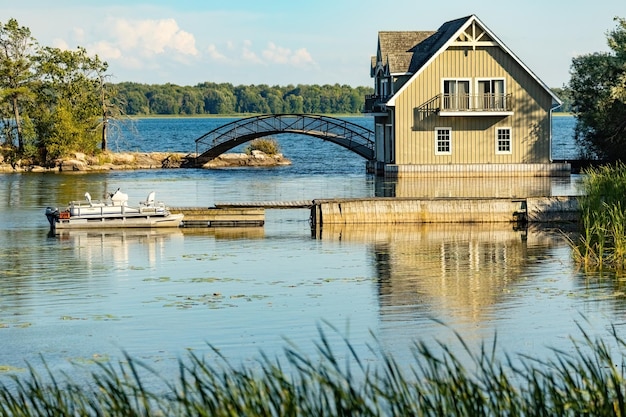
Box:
(0, 151, 291, 173)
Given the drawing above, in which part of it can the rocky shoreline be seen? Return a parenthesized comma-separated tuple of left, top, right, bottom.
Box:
(0, 150, 291, 173)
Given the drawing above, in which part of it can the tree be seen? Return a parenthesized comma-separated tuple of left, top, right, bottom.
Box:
(33, 46, 109, 162)
(569, 17, 626, 161)
(0, 18, 37, 152)
(551, 87, 573, 113)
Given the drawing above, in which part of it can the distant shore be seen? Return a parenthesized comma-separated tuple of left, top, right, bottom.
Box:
(0, 150, 291, 173)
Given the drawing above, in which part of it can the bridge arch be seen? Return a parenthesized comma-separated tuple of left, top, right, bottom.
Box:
(194, 114, 375, 164)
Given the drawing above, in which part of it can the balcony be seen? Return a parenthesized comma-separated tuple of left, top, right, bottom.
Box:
(439, 93, 513, 116)
(364, 94, 390, 114)
(366, 93, 514, 116)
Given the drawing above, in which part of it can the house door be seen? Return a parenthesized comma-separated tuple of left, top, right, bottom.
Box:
(478, 80, 504, 110)
(444, 80, 470, 110)
(375, 123, 384, 162)
(384, 124, 394, 163)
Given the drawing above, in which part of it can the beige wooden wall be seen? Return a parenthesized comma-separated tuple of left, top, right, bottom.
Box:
(392, 47, 553, 165)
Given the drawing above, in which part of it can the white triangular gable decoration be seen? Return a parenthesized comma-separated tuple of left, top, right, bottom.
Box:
(452, 20, 496, 49)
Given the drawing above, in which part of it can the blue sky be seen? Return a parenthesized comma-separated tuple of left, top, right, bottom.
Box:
(3, 0, 622, 88)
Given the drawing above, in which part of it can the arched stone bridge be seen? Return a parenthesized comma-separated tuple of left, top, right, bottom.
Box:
(194, 114, 375, 165)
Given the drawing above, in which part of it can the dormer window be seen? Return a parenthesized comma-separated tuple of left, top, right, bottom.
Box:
(381, 78, 389, 97)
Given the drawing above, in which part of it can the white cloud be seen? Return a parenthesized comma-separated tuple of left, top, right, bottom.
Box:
(291, 48, 315, 67)
(262, 42, 290, 64)
(207, 44, 228, 62)
(241, 40, 264, 64)
(51, 38, 69, 50)
(90, 41, 122, 60)
(216, 41, 315, 69)
(262, 42, 315, 67)
(110, 18, 199, 58)
(72, 27, 86, 43)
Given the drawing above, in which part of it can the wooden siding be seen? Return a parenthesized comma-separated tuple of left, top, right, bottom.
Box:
(392, 46, 553, 165)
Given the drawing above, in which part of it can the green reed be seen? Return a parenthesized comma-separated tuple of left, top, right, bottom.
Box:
(3, 324, 626, 416)
(573, 162, 626, 270)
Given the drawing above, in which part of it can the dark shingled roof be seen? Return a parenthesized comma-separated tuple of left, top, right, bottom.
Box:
(374, 16, 472, 75)
(377, 31, 435, 74)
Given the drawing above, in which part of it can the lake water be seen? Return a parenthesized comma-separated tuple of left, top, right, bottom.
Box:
(2, 115, 623, 386)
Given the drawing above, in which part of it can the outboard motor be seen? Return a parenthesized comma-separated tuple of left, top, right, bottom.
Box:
(45, 207, 60, 229)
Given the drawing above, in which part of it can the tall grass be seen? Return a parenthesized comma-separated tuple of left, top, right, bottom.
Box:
(2, 325, 626, 416)
(572, 162, 626, 270)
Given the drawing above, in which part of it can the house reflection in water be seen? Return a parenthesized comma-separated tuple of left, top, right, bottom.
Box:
(374, 176, 580, 198)
(318, 222, 566, 327)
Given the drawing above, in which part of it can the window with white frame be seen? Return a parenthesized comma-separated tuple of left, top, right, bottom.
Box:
(496, 127, 512, 154)
(443, 79, 470, 110)
(477, 79, 506, 110)
(435, 128, 452, 155)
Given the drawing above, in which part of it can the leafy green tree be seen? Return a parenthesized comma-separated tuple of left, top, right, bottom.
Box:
(284, 94, 304, 113)
(181, 88, 204, 115)
(569, 17, 626, 161)
(0, 18, 37, 152)
(33, 46, 107, 162)
(551, 87, 572, 113)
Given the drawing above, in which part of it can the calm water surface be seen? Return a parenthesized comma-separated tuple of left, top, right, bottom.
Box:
(2, 116, 624, 384)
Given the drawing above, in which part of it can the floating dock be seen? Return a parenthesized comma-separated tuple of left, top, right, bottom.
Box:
(169, 207, 265, 227)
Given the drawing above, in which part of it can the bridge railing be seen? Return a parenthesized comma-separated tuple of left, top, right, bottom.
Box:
(195, 114, 375, 162)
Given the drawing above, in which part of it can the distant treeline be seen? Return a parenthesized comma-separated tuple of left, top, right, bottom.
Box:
(114, 82, 375, 116)
(114, 82, 571, 116)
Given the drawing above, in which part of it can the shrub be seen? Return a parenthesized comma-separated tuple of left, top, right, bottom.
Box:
(244, 138, 280, 155)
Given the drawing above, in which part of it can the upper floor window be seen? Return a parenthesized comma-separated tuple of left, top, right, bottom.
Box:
(443, 79, 470, 110)
(477, 79, 506, 110)
(435, 128, 452, 155)
(440, 78, 510, 112)
(375, 71, 390, 98)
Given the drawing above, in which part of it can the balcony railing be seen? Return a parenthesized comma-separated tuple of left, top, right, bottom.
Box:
(364, 94, 389, 113)
(364, 93, 513, 115)
(440, 93, 512, 113)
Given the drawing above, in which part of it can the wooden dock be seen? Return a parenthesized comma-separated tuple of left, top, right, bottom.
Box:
(169, 201, 312, 228)
(170, 207, 265, 228)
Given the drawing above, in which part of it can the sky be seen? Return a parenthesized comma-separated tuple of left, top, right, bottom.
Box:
(2, 0, 623, 88)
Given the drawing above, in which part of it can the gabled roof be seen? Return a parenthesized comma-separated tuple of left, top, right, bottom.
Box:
(375, 31, 435, 75)
(378, 15, 561, 107)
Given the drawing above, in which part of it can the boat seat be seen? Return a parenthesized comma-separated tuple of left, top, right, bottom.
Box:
(141, 191, 156, 207)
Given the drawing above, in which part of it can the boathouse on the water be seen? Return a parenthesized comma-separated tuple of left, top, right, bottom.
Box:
(365, 14, 569, 177)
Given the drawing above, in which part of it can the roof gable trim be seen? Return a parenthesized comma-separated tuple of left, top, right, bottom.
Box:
(386, 15, 561, 107)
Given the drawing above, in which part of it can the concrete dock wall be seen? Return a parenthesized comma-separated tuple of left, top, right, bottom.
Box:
(311, 196, 579, 225)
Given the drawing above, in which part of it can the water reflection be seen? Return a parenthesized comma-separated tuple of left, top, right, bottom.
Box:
(52, 227, 266, 269)
(318, 223, 567, 327)
(374, 175, 582, 198)
(55, 229, 185, 270)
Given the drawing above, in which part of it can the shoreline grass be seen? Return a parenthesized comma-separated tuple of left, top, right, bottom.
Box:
(2, 325, 626, 416)
(571, 162, 626, 271)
